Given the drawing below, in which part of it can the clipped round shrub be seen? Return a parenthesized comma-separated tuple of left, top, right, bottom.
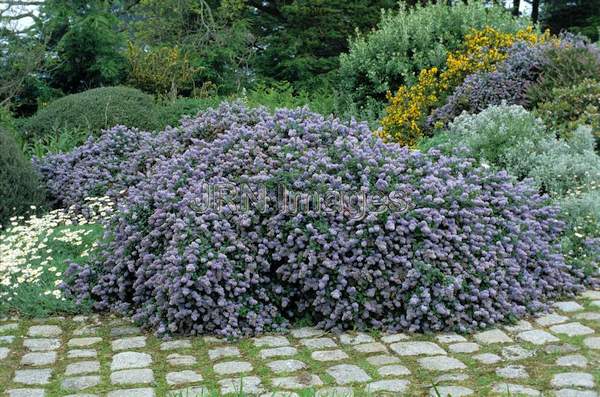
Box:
(22, 87, 162, 140)
(0, 127, 46, 227)
(338, 1, 527, 108)
(35, 102, 268, 209)
(64, 105, 585, 336)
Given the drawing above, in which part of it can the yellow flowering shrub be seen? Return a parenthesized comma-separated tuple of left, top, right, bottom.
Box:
(127, 43, 199, 98)
(381, 26, 545, 147)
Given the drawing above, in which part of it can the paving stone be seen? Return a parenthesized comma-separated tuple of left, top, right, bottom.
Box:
(390, 341, 446, 356)
(418, 355, 466, 371)
(219, 376, 264, 394)
(271, 375, 324, 389)
(213, 360, 253, 376)
(435, 373, 470, 382)
(352, 342, 387, 354)
(315, 387, 354, 397)
(65, 361, 100, 375)
(313, 350, 349, 364)
(550, 322, 595, 336)
(110, 326, 141, 337)
(253, 335, 290, 347)
(429, 386, 474, 397)
(166, 370, 203, 385)
(6, 389, 46, 397)
(582, 290, 600, 299)
(112, 336, 146, 351)
(501, 345, 535, 361)
(72, 315, 88, 322)
(107, 388, 156, 397)
(473, 329, 513, 344)
(73, 325, 99, 336)
(473, 353, 502, 364)
(448, 342, 479, 353)
(492, 383, 541, 396)
(380, 333, 409, 344)
(111, 352, 153, 370)
(203, 336, 222, 344)
(208, 346, 241, 360)
(259, 392, 299, 397)
(554, 301, 584, 312)
(167, 387, 209, 397)
(0, 335, 15, 344)
(496, 365, 529, 379)
(545, 344, 579, 354)
(583, 336, 600, 349)
(23, 338, 60, 351)
(0, 323, 19, 333)
(67, 349, 97, 359)
(259, 346, 297, 359)
(591, 300, 600, 308)
(365, 380, 410, 393)
(436, 334, 467, 344)
(536, 313, 570, 326)
(504, 320, 533, 333)
(61, 376, 100, 391)
(14, 369, 52, 385)
(556, 354, 588, 368)
(167, 353, 197, 366)
(300, 337, 338, 349)
(0, 347, 9, 360)
(266, 359, 307, 373)
(20, 352, 58, 367)
(517, 329, 560, 345)
(327, 364, 372, 385)
(289, 327, 323, 339)
(68, 337, 102, 348)
(339, 333, 374, 345)
(110, 369, 154, 385)
(160, 340, 192, 351)
(366, 354, 401, 366)
(64, 394, 99, 397)
(27, 325, 62, 338)
(377, 364, 410, 376)
(551, 372, 594, 389)
(575, 312, 600, 322)
(554, 389, 598, 397)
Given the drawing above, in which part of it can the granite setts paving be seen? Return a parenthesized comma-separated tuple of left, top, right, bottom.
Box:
(0, 291, 598, 396)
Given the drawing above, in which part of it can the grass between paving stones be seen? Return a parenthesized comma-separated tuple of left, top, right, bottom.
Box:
(0, 296, 598, 396)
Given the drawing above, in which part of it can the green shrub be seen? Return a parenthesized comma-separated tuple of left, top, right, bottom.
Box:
(0, 127, 46, 227)
(157, 96, 226, 127)
(423, 104, 600, 197)
(22, 86, 162, 140)
(527, 45, 600, 107)
(535, 79, 600, 149)
(338, 1, 527, 108)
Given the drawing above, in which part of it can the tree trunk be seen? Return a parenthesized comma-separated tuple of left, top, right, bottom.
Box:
(531, 0, 540, 24)
(512, 0, 521, 16)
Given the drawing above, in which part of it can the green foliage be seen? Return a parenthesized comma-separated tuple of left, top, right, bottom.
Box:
(0, 126, 46, 227)
(250, 0, 395, 88)
(157, 96, 227, 127)
(338, 1, 528, 109)
(242, 81, 336, 115)
(22, 87, 162, 140)
(541, 0, 600, 41)
(535, 79, 600, 149)
(527, 45, 600, 107)
(424, 104, 600, 198)
(46, 8, 127, 93)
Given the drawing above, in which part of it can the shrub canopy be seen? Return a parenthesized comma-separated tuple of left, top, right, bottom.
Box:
(22, 87, 162, 140)
(63, 105, 585, 336)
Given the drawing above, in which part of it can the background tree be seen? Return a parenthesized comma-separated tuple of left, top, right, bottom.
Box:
(541, 0, 600, 41)
(247, 0, 396, 89)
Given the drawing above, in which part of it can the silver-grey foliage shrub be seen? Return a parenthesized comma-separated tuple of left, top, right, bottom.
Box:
(63, 105, 586, 336)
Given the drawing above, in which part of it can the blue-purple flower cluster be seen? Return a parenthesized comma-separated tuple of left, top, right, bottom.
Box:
(35, 102, 268, 209)
(63, 105, 585, 336)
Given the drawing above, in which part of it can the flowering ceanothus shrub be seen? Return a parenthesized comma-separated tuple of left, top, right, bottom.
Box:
(35, 102, 269, 209)
(64, 105, 586, 336)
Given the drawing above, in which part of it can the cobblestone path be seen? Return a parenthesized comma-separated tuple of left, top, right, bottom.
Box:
(1, 290, 599, 396)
